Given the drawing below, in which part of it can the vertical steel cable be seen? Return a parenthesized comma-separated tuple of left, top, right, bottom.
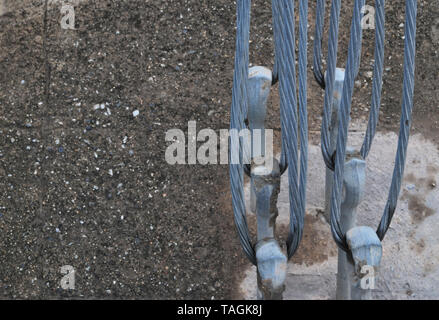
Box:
(229, 0, 256, 265)
(274, 0, 287, 174)
(352, 0, 366, 99)
(313, 0, 326, 89)
(313, 0, 364, 92)
(330, 0, 365, 251)
(230, 0, 310, 263)
(273, 0, 307, 259)
(329, 0, 417, 251)
(272, 0, 279, 86)
(297, 0, 309, 259)
(320, 0, 342, 171)
(273, 0, 299, 258)
(314, 0, 383, 161)
(360, 0, 385, 159)
(271, 0, 291, 175)
(355, 5, 364, 79)
(376, 0, 417, 240)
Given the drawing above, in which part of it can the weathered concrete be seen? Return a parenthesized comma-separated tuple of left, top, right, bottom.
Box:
(0, 0, 6, 16)
(242, 123, 439, 299)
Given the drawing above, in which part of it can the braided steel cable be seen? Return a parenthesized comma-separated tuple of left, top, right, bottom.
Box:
(352, 0, 366, 86)
(355, 8, 364, 79)
(271, 0, 279, 86)
(320, 0, 342, 171)
(272, 0, 287, 174)
(272, 0, 297, 257)
(297, 0, 309, 259)
(330, 0, 366, 251)
(313, 0, 365, 92)
(272, 0, 307, 259)
(272, 0, 287, 175)
(230, 0, 310, 263)
(229, 0, 256, 265)
(318, 0, 367, 171)
(275, 0, 301, 258)
(330, 0, 418, 251)
(360, 0, 385, 159)
(313, 0, 326, 89)
(376, 0, 417, 240)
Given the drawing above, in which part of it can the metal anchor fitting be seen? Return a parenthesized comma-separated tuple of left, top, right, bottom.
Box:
(336, 152, 367, 300)
(324, 67, 345, 223)
(247, 66, 272, 214)
(246, 66, 286, 300)
(328, 69, 383, 300)
(346, 226, 382, 300)
(251, 158, 287, 300)
(341, 156, 382, 300)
